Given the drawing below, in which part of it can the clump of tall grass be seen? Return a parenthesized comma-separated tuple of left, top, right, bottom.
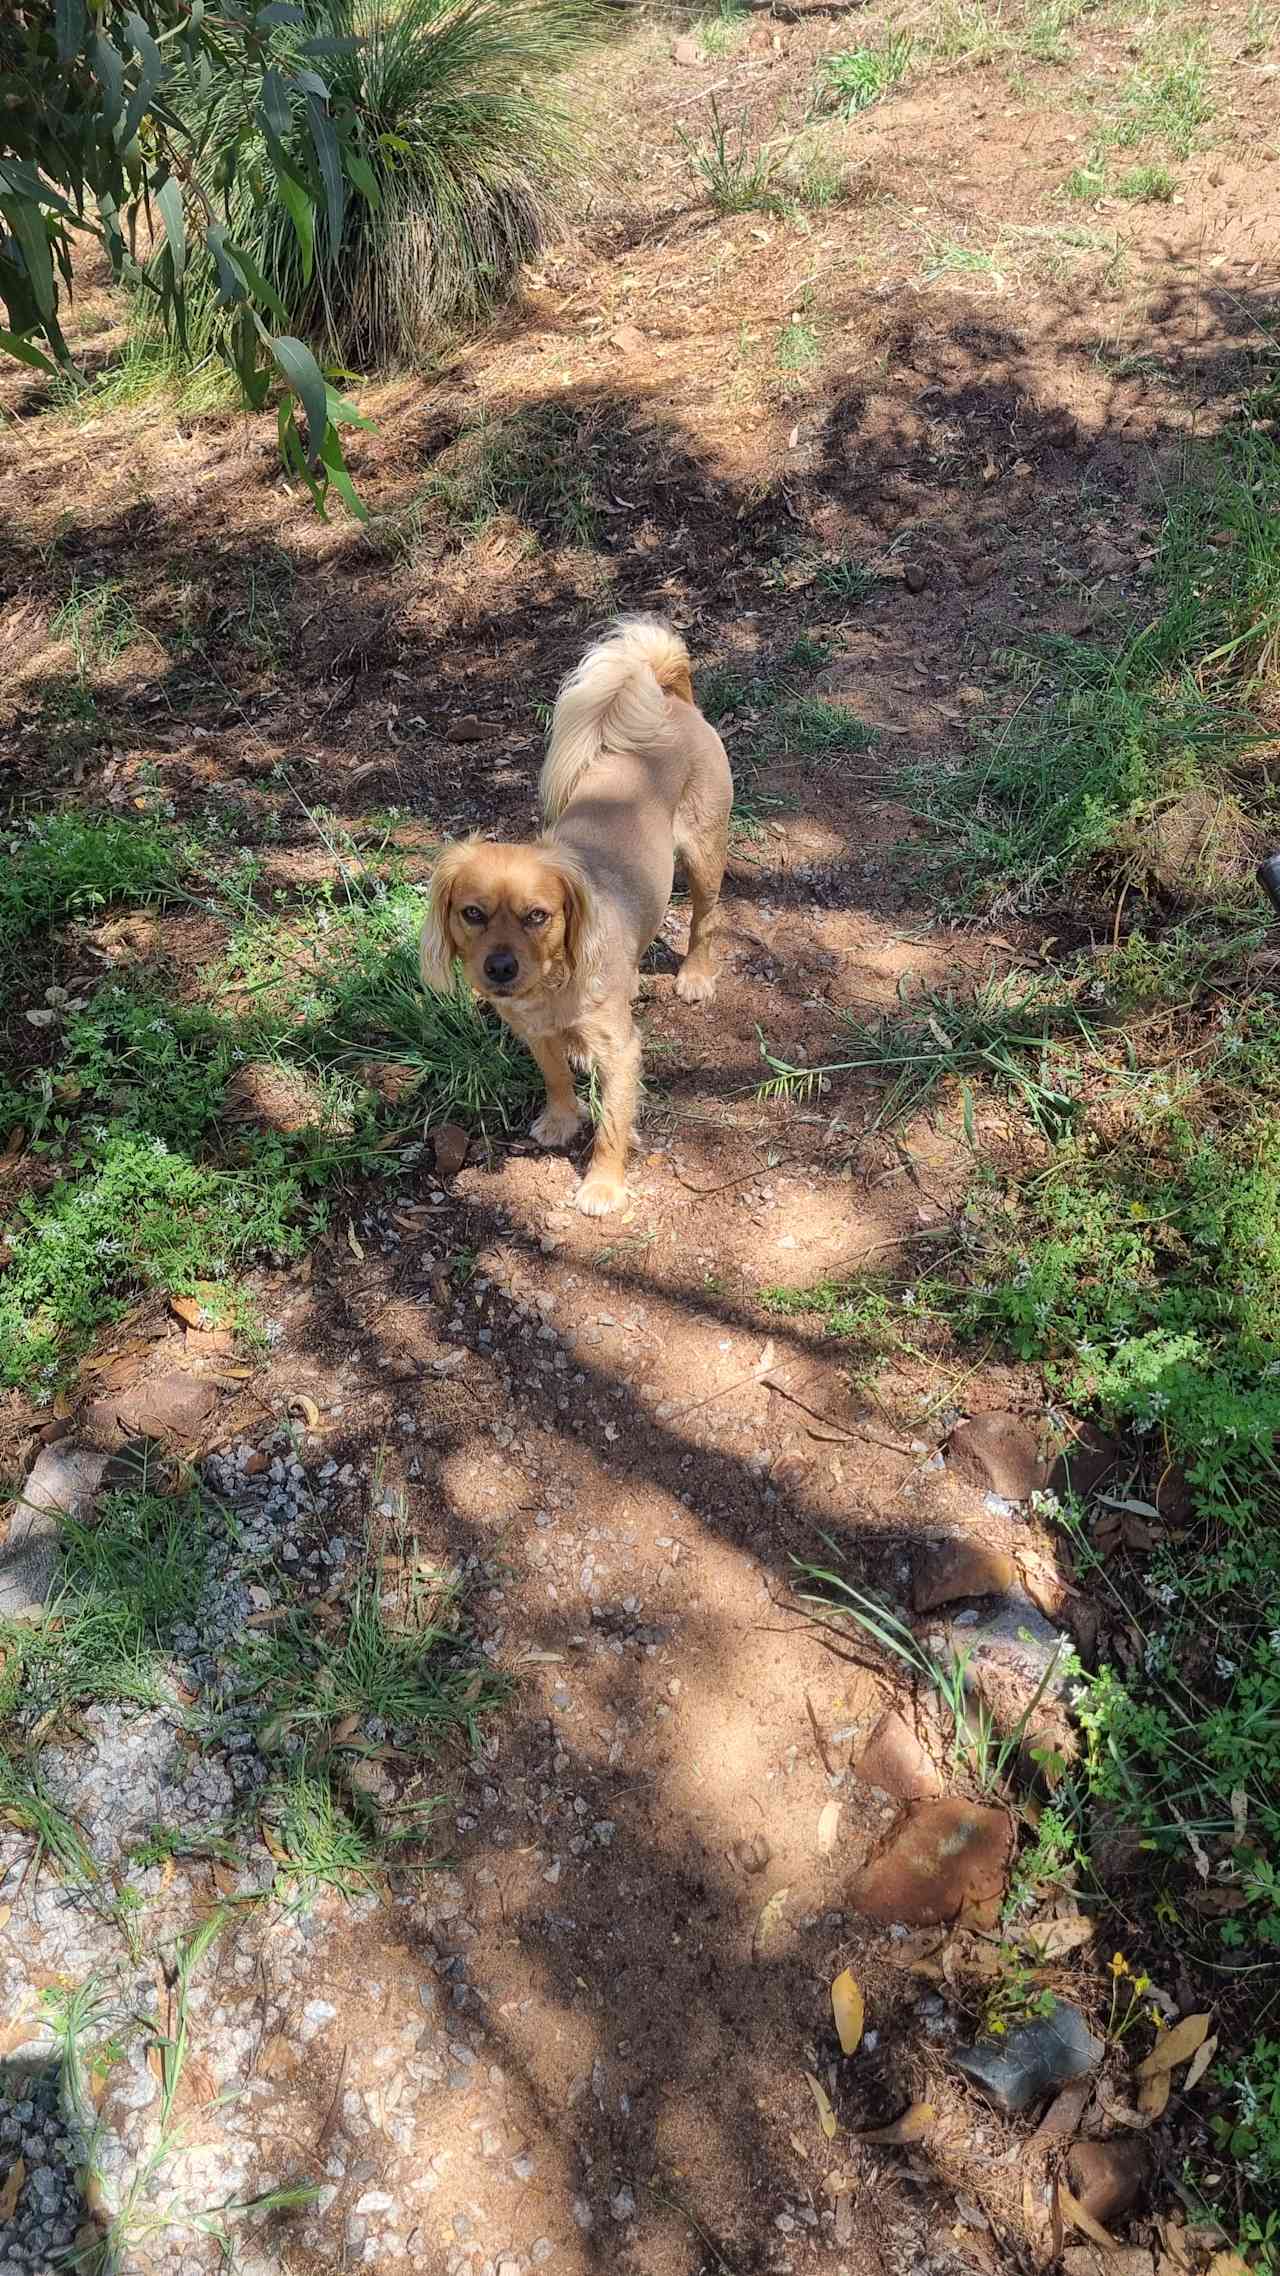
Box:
(178, 0, 609, 364)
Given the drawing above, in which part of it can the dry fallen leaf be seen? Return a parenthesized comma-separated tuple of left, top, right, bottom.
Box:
(831, 1967, 864, 2055)
(1023, 1912, 1095, 1960)
(1137, 2067, 1171, 2120)
(818, 1801, 841, 1858)
(1136, 2012, 1211, 2079)
(856, 2102, 936, 2146)
(289, 1392, 321, 1429)
(346, 1220, 366, 1261)
(169, 1294, 203, 1329)
(1057, 2179, 1117, 2250)
(1182, 2033, 1218, 2097)
(806, 2070, 838, 2140)
(752, 1886, 791, 1959)
(0, 2158, 25, 2220)
(1207, 2256, 1254, 2276)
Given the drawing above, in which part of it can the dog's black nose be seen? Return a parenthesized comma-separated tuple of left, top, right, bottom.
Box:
(483, 948, 519, 986)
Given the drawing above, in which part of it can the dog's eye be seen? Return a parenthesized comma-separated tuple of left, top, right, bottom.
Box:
(459, 904, 487, 925)
(524, 908, 550, 929)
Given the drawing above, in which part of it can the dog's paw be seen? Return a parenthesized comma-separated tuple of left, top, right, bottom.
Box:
(531, 1102, 587, 1149)
(574, 1171, 626, 1217)
(675, 963, 717, 1007)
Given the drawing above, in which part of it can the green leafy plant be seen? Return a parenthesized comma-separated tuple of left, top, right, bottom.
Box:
(0, 0, 379, 505)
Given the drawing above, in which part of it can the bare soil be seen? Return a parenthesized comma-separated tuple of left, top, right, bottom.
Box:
(2, 3, 1278, 2271)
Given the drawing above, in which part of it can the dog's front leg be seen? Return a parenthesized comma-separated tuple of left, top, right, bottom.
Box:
(528, 1033, 588, 1149)
(575, 1022, 641, 1216)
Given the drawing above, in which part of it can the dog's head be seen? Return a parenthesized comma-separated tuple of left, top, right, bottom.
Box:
(420, 841, 596, 1005)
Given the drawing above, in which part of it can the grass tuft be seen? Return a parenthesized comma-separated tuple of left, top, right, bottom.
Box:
(818, 34, 912, 114)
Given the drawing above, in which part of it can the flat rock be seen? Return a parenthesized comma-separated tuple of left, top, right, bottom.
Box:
(946, 1413, 1046, 1500)
(952, 2003, 1103, 2113)
(913, 1538, 1018, 1612)
(1066, 2138, 1151, 2225)
(609, 323, 645, 355)
(849, 1799, 1012, 1926)
(672, 34, 702, 64)
(1, 1444, 109, 1615)
(115, 1374, 218, 1442)
(854, 1710, 943, 1801)
(946, 1599, 1076, 1766)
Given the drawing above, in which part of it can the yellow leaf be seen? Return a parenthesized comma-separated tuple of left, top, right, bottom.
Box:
(752, 1886, 790, 1959)
(1207, 2256, 1255, 2276)
(1135, 2011, 1211, 2079)
(806, 2071, 838, 2140)
(1057, 2180, 1117, 2250)
(0, 2158, 24, 2220)
(831, 1967, 864, 2055)
(289, 1393, 321, 1429)
(169, 1295, 203, 1329)
(346, 1220, 366, 1261)
(855, 2102, 935, 2146)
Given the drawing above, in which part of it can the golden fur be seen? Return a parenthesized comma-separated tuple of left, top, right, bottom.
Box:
(421, 617, 733, 1214)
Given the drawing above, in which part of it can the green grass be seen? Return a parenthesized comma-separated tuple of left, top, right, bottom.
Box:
(814, 557, 880, 603)
(1105, 45, 1212, 160)
(901, 425, 1280, 911)
(427, 403, 608, 548)
(777, 315, 819, 372)
(1115, 161, 1176, 201)
(875, 396, 1280, 2267)
(694, 0, 749, 55)
(760, 971, 1098, 1136)
(818, 34, 912, 114)
(0, 862, 534, 1390)
(50, 577, 141, 675)
(679, 96, 787, 216)
(2, 1473, 506, 1901)
(770, 695, 876, 758)
(0, 812, 183, 976)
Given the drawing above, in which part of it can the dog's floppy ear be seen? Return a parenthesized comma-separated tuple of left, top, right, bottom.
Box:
(420, 844, 471, 991)
(543, 847, 599, 981)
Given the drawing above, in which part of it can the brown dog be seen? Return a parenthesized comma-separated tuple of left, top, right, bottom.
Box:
(420, 618, 733, 1214)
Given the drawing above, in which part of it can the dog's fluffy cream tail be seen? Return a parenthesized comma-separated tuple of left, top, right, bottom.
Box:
(540, 616, 693, 823)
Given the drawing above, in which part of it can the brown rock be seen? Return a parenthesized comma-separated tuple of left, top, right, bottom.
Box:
(609, 323, 645, 355)
(447, 714, 487, 744)
(945, 1412, 1046, 1501)
(913, 1538, 1017, 1612)
(114, 1374, 218, 1442)
(432, 1123, 470, 1177)
(1066, 2139, 1151, 2227)
(855, 1710, 943, 1801)
(1047, 1417, 1120, 1500)
(672, 34, 702, 64)
(849, 1799, 1012, 1926)
(903, 561, 928, 594)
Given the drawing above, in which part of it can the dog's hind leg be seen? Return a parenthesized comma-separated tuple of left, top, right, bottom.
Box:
(575, 1020, 641, 1216)
(674, 810, 729, 1006)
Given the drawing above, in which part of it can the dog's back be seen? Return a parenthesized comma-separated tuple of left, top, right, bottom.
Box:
(540, 617, 695, 824)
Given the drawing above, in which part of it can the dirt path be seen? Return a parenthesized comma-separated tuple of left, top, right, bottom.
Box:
(3, 3, 1279, 2270)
